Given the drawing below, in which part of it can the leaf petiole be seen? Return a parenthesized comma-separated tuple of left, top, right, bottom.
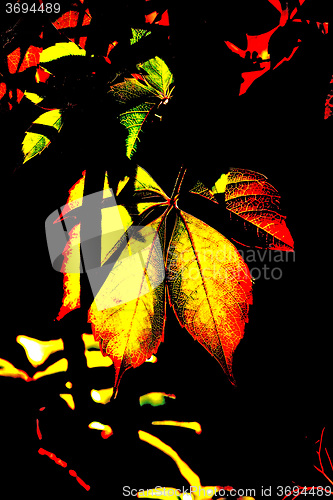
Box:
(170, 164, 187, 201)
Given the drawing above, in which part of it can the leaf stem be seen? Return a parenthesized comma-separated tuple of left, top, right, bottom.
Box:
(171, 164, 187, 201)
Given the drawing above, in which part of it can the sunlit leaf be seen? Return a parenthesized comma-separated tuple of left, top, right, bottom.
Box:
(137, 57, 174, 98)
(223, 168, 294, 251)
(130, 28, 151, 45)
(189, 180, 218, 203)
(132, 165, 169, 221)
(22, 109, 63, 163)
(88, 215, 167, 390)
(19, 45, 43, 72)
(119, 102, 157, 158)
(167, 210, 252, 383)
(51, 6, 92, 49)
(134, 165, 169, 200)
(7, 47, 21, 74)
(109, 56, 174, 158)
(39, 42, 86, 64)
(24, 91, 44, 104)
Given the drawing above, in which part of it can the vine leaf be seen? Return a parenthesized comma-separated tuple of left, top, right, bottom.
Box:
(133, 165, 169, 217)
(130, 28, 151, 45)
(39, 42, 86, 64)
(134, 165, 168, 199)
(22, 109, 63, 163)
(88, 215, 167, 391)
(136, 57, 174, 98)
(24, 91, 44, 105)
(51, 5, 92, 50)
(222, 168, 294, 251)
(109, 56, 174, 158)
(119, 102, 157, 159)
(167, 210, 253, 384)
(1, 44, 43, 110)
(189, 180, 218, 203)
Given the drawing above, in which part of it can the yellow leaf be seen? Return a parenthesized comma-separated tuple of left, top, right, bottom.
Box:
(39, 42, 86, 63)
(211, 173, 228, 194)
(22, 109, 63, 163)
(135, 165, 168, 199)
(22, 133, 50, 164)
(88, 215, 167, 390)
(33, 108, 63, 129)
(167, 211, 252, 383)
(24, 91, 44, 104)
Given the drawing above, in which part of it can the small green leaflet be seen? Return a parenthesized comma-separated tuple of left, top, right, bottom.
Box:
(109, 56, 174, 158)
(119, 102, 156, 159)
(22, 109, 63, 164)
(137, 57, 174, 100)
(130, 28, 151, 45)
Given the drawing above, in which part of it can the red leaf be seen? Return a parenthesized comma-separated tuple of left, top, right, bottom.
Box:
(52, 11, 80, 30)
(0, 83, 6, 100)
(225, 168, 294, 251)
(7, 48, 21, 74)
(35, 66, 51, 83)
(19, 46, 43, 72)
(52, 7, 92, 49)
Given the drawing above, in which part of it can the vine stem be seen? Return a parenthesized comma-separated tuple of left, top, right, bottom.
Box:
(171, 164, 187, 201)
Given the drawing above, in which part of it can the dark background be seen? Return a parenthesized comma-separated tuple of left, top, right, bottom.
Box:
(1, 0, 333, 497)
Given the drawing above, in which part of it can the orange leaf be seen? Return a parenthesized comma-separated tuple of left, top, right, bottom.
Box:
(224, 168, 294, 251)
(167, 210, 252, 383)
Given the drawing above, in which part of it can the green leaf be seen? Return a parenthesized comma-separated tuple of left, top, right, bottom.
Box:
(118, 102, 156, 158)
(110, 78, 156, 105)
(130, 28, 151, 45)
(110, 56, 174, 158)
(22, 109, 63, 164)
(137, 57, 174, 99)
